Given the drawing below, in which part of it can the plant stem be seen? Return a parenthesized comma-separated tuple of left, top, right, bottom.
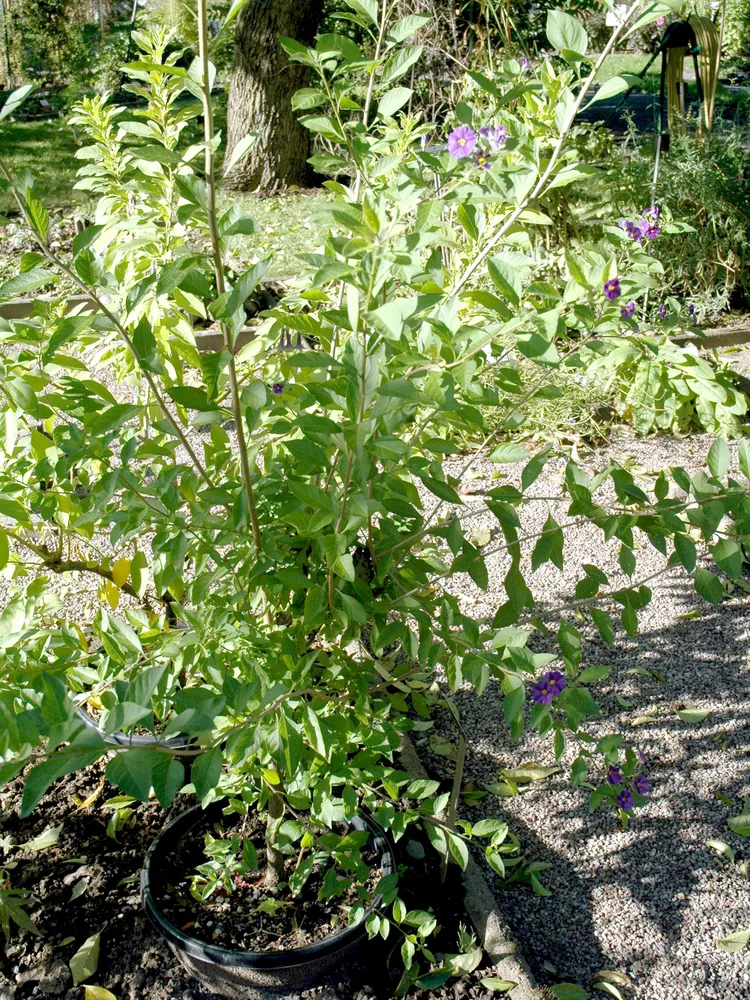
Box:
(265, 771, 285, 888)
(196, 0, 263, 559)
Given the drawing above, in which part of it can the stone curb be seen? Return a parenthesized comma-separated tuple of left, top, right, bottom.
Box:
(397, 735, 543, 1000)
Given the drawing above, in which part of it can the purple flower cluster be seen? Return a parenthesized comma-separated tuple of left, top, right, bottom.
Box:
(447, 122, 506, 165)
(531, 670, 567, 706)
(603, 278, 621, 301)
(606, 754, 651, 812)
(618, 205, 661, 244)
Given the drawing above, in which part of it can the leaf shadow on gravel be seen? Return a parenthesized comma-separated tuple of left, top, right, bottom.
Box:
(422, 580, 750, 1000)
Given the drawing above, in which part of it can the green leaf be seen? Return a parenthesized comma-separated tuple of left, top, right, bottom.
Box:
(707, 438, 729, 479)
(225, 132, 260, 172)
(0, 84, 35, 122)
(500, 764, 559, 783)
(584, 74, 643, 109)
(74, 248, 103, 286)
(291, 89, 327, 111)
(69, 931, 101, 985)
(716, 928, 750, 953)
(548, 985, 590, 1000)
(676, 708, 711, 724)
(382, 45, 423, 87)
(192, 747, 223, 800)
(84, 987, 118, 1000)
(0, 267, 56, 298)
(343, 0, 378, 26)
(713, 539, 742, 580)
(25, 190, 49, 242)
(151, 756, 184, 808)
(694, 567, 723, 606)
(106, 750, 154, 801)
(166, 386, 218, 412)
(22, 823, 64, 852)
(200, 350, 232, 404)
(728, 814, 750, 837)
(546, 10, 588, 58)
(480, 979, 517, 993)
(389, 14, 430, 43)
(706, 839, 735, 862)
(378, 87, 413, 118)
(489, 442, 527, 464)
(521, 446, 552, 490)
(590, 608, 614, 645)
(487, 255, 521, 306)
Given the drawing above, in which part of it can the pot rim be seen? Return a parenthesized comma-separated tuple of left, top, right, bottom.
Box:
(140, 800, 395, 971)
(75, 704, 190, 750)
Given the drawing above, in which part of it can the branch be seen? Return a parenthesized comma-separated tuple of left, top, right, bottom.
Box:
(196, 0, 263, 558)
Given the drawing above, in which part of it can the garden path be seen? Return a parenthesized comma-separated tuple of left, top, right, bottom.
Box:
(422, 432, 750, 1000)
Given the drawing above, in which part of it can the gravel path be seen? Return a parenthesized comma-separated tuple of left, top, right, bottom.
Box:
(421, 432, 750, 1000)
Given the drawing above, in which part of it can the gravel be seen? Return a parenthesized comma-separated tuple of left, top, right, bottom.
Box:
(420, 431, 750, 1000)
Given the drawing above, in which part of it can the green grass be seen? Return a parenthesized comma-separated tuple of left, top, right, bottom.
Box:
(0, 118, 86, 211)
(594, 53, 662, 94)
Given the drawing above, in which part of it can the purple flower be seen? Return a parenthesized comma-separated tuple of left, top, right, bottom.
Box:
(479, 124, 507, 152)
(473, 149, 492, 170)
(621, 300, 636, 318)
(634, 774, 650, 795)
(606, 765, 623, 786)
(447, 125, 477, 158)
(544, 670, 566, 695)
(688, 303, 696, 321)
(420, 133, 430, 148)
(271, 382, 285, 395)
(642, 204, 660, 219)
(616, 789, 635, 810)
(618, 219, 643, 243)
(604, 279, 621, 301)
(637, 749, 648, 765)
(521, 56, 531, 73)
(638, 218, 661, 240)
(531, 679, 554, 705)
(659, 303, 667, 319)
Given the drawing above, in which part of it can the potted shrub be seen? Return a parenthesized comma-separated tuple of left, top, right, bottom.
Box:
(0, 0, 746, 994)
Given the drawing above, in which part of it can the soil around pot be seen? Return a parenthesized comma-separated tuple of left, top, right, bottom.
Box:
(0, 763, 507, 999)
(151, 805, 385, 953)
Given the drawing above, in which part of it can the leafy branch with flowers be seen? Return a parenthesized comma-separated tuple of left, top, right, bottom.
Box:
(0, 0, 747, 992)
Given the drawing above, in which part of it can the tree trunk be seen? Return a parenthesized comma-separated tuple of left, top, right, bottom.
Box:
(224, 0, 321, 192)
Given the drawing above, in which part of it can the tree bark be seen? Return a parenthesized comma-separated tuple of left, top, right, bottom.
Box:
(224, 0, 322, 192)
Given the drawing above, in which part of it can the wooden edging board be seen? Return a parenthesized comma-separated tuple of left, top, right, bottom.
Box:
(1, 296, 749, 353)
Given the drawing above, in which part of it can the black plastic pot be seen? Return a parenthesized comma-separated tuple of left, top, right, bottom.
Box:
(141, 803, 396, 999)
(75, 705, 189, 750)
